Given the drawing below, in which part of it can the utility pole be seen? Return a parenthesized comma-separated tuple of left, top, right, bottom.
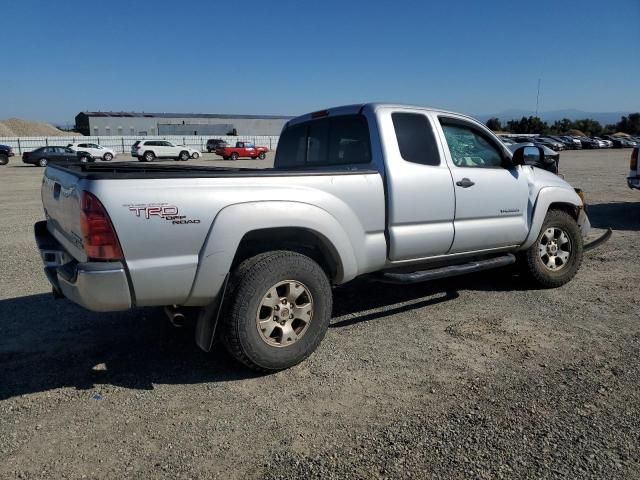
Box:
(535, 78, 541, 117)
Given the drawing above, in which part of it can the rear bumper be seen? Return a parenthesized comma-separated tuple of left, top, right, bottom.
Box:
(35, 221, 132, 312)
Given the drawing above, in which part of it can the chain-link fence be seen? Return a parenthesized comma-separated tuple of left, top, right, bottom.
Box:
(0, 135, 280, 154)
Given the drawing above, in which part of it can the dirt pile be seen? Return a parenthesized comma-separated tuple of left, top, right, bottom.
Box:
(0, 118, 81, 137)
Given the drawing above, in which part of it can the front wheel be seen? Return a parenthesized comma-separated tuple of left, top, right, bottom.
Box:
(0, 154, 8, 165)
(258, 152, 266, 160)
(103, 152, 113, 161)
(222, 251, 332, 372)
(522, 210, 583, 288)
(38, 158, 49, 167)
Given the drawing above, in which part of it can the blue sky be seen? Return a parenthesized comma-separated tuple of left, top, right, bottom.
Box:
(2, 0, 639, 123)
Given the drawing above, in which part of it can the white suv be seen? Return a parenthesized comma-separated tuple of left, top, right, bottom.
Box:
(131, 140, 200, 162)
(68, 143, 116, 161)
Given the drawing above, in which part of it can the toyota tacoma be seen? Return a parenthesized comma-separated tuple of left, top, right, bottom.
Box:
(35, 103, 607, 372)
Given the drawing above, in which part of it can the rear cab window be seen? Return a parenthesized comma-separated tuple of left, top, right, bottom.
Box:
(275, 114, 371, 169)
(391, 112, 440, 166)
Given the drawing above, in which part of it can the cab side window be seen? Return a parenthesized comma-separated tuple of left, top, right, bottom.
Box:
(439, 120, 504, 168)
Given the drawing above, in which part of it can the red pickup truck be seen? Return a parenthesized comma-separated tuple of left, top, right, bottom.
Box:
(215, 141, 268, 160)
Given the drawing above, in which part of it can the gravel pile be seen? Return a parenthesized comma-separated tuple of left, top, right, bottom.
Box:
(0, 118, 81, 137)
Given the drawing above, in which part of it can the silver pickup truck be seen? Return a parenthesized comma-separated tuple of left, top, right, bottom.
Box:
(36, 103, 599, 372)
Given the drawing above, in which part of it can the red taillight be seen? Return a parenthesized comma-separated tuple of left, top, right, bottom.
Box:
(631, 148, 638, 171)
(80, 191, 123, 261)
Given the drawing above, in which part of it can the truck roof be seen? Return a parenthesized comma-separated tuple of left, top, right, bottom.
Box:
(286, 103, 480, 127)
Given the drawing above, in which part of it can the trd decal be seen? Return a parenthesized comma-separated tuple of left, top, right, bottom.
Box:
(124, 203, 201, 225)
(128, 205, 178, 219)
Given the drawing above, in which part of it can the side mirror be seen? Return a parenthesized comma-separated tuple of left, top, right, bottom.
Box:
(511, 145, 545, 167)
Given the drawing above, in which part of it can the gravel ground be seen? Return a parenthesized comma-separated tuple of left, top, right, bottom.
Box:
(0, 149, 638, 479)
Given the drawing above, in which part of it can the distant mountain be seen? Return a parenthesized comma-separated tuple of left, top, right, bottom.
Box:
(475, 109, 631, 125)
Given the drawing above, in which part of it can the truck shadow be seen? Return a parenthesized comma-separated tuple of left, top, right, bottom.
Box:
(0, 268, 522, 400)
(587, 202, 640, 231)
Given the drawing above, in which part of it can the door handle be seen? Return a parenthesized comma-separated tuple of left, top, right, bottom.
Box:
(456, 178, 475, 188)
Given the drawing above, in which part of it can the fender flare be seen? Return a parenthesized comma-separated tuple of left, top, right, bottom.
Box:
(520, 186, 583, 249)
(184, 200, 358, 307)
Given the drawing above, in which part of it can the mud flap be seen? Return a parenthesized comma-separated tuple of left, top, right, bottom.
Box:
(584, 228, 612, 252)
(194, 274, 229, 352)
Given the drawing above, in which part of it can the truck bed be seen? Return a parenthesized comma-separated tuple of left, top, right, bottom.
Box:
(51, 162, 378, 180)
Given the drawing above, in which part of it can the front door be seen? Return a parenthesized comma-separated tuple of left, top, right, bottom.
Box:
(383, 109, 456, 261)
(437, 117, 530, 254)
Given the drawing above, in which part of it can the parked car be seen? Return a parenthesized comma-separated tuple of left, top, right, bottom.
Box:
(576, 136, 601, 149)
(131, 140, 199, 162)
(67, 143, 116, 161)
(601, 135, 635, 148)
(628, 147, 639, 189)
(0, 144, 14, 165)
(590, 137, 612, 148)
(558, 136, 582, 149)
(35, 103, 607, 372)
(215, 141, 268, 160)
(22, 146, 93, 167)
(507, 142, 559, 173)
(532, 137, 563, 151)
(206, 139, 229, 153)
(534, 137, 565, 151)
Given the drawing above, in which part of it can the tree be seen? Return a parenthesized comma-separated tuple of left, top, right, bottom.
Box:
(486, 117, 502, 131)
(616, 113, 640, 135)
(505, 116, 549, 134)
(549, 118, 574, 134)
(573, 119, 603, 136)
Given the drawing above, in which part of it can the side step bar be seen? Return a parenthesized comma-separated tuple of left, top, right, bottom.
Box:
(377, 254, 516, 285)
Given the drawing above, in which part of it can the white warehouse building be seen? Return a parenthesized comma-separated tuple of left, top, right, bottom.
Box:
(74, 111, 292, 137)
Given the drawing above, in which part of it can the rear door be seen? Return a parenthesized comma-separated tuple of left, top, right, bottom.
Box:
(48, 147, 66, 163)
(379, 108, 456, 261)
(62, 147, 79, 162)
(436, 116, 529, 254)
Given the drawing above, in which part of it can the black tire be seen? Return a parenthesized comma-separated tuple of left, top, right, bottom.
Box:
(0, 154, 8, 165)
(222, 251, 332, 372)
(179, 151, 190, 161)
(258, 152, 266, 160)
(38, 158, 48, 167)
(222, 156, 229, 160)
(230, 152, 239, 161)
(79, 155, 90, 163)
(143, 151, 155, 162)
(522, 209, 583, 288)
(191, 152, 200, 159)
(103, 152, 113, 161)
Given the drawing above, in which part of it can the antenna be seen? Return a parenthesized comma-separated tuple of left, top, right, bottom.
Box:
(535, 78, 541, 117)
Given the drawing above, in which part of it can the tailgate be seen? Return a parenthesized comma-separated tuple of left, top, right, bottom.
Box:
(41, 166, 87, 262)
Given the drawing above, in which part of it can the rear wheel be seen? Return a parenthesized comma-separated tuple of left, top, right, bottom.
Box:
(179, 151, 190, 161)
(522, 210, 583, 288)
(0, 154, 8, 165)
(143, 151, 155, 162)
(38, 158, 48, 167)
(191, 152, 200, 159)
(222, 251, 332, 372)
(230, 152, 239, 161)
(79, 155, 89, 163)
